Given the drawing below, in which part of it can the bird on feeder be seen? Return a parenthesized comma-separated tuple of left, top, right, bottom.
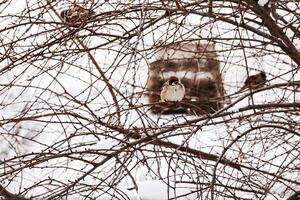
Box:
(160, 76, 185, 102)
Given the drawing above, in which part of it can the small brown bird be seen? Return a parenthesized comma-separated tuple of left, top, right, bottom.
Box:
(160, 76, 185, 102)
(240, 71, 266, 91)
(60, 5, 95, 26)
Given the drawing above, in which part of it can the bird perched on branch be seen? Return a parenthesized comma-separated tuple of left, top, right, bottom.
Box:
(60, 5, 95, 26)
(240, 71, 266, 91)
(160, 76, 185, 102)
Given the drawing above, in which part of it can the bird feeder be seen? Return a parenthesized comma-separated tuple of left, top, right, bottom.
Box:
(147, 42, 224, 115)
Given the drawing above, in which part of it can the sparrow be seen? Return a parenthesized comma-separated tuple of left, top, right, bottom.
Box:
(160, 76, 185, 102)
(240, 71, 266, 91)
(60, 5, 95, 26)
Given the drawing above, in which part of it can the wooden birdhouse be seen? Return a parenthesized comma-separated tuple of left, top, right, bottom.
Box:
(147, 42, 224, 115)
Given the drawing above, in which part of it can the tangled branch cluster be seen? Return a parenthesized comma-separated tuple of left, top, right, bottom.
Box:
(0, 0, 299, 199)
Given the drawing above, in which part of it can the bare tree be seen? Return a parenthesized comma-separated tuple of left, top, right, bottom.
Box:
(0, 0, 299, 199)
